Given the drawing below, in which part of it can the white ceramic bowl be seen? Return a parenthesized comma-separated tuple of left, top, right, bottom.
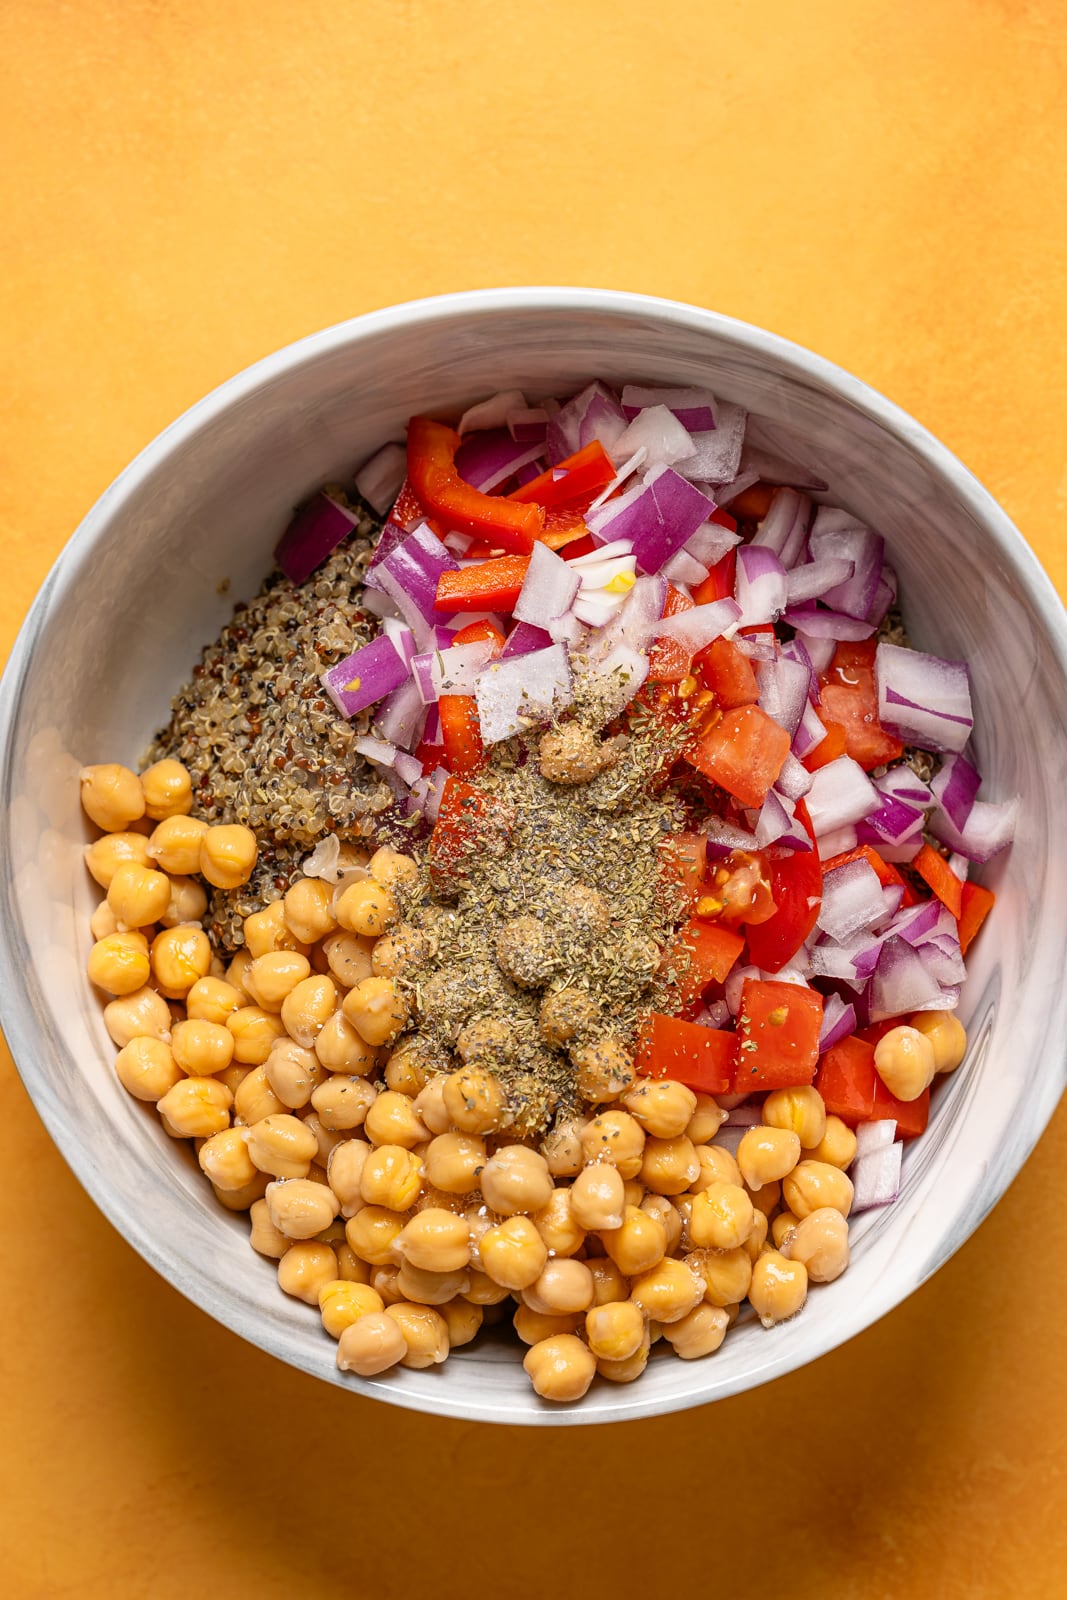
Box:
(3, 288, 1066, 1424)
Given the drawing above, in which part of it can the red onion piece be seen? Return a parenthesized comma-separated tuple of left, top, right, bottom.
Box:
(928, 794, 1019, 862)
(735, 545, 788, 628)
(354, 735, 397, 767)
(816, 824, 860, 858)
(458, 389, 527, 435)
(475, 644, 574, 744)
(809, 514, 884, 620)
(792, 699, 828, 760)
(354, 443, 407, 516)
(655, 598, 741, 653)
(929, 751, 981, 830)
(548, 381, 625, 462)
(817, 858, 887, 942)
(394, 751, 423, 788)
(776, 751, 814, 801)
(367, 522, 460, 642)
(676, 401, 747, 482)
(875, 642, 974, 753)
(705, 819, 761, 860)
(751, 489, 811, 569)
(407, 764, 449, 821)
(757, 655, 811, 738)
(782, 604, 876, 641)
(454, 428, 545, 493)
(684, 519, 741, 569)
(411, 637, 498, 703)
(275, 491, 360, 586)
(868, 937, 952, 1021)
(804, 757, 880, 839)
(320, 635, 412, 719)
(877, 766, 934, 808)
(506, 406, 549, 444)
(513, 541, 581, 628)
(785, 556, 855, 606)
(851, 1141, 902, 1211)
(573, 594, 623, 628)
(621, 384, 718, 432)
(591, 467, 717, 575)
(818, 994, 857, 1052)
(501, 621, 554, 659)
(754, 789, 812, 851)
(794, 631, 836, 674)
(854, 1119, 897, 1156)
(712, 469, 761, 507)
(375, 675, 427, 751)
(611, 406, 695, 472)
(586, 449, 648, 514)
(723, 1102, 764, 1128)
(587, 573, 667, 661)
(857, 791, 927, 848)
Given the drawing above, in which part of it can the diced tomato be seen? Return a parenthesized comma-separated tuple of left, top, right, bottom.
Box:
(856, 1018, 905, 1047)
(701, 848, 777, 926)
(816, 1035, 879, 1123)
(685, 704, 792, 810)
(801, 719, 847, 773)
(872, 1077, 930, 1140)
(427, 778, 513, 891)
(435, 554, 530, 614)
(692, 550, 736, 605)
(660, 832, 708, 907)
(695, 637, 760, 709)
(509, 440, 616, 512)
(635, 1013, 737, 1094)
(438, 694, 487, 777)
(735, 978, 824, 1089)
(648, 584, 695, 684)
(745, 800, 824, 972)
(818, 640, 904, 771)
(912, 842, 964, 919)
(412, 738, 447, 771)
(823, 843, 917, 905)
(449, 619, 506, 653)
(957, 881, 995, 955)
(663, 918, 746, 1004)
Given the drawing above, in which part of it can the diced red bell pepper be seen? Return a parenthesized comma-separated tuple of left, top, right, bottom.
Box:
(509, 440, 616, 513)
(427, 778, 513, 892)
(823, 843, 917, 905)
(692, 549, 736, 605)
(543, 516, 594, 553)
(745, 800, 824, 972)
(635, 1013, 737, 1094)
(435, 554, 531, 614)
(663, 918, 746, 1005)
(438, 694, 487, 777)
(818, 640, 904, 771)
(735, 977, 823, 1089)
(695, 637, 760, 709)
(685, 704, 792, 810)
(801, 719, 847, 773)
(709, 507, 738, 532)
(729, 483, 777, 520)
(660, 832, 708, 908)
(912, 842, 964, 919)
(449, 618, 506, 654)
(407, 417, 544, 553)
(957, 881, 995, 955)
(648, 584, 696, 684)
(388, 478, 427, 529)
(413, 738, 447, 771)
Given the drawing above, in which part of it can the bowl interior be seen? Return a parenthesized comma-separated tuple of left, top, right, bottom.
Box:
(3, 288, 1066, 1423)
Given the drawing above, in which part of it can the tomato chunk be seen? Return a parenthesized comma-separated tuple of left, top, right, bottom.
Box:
(816, 1035, 879, 1123)
(663, 918, 745, 1005)
(695, 637, 760, 709)
(648, 584, 696, 684)
(692, 549, 737, 605)
(735, 978, 823, 1089)
(685, 704, 791, 810)
(801, 719, 847, 773)
(635, 1013, 736, 1093)
(818, 640, 903, 771)
(745, 801, 823, 972)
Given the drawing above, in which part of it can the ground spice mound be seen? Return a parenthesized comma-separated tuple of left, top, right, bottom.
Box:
(394, 722, 695, 1137)
(145, 507, 393, 948)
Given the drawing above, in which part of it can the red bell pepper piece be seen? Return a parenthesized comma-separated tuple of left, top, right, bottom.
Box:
(695, 637, 760, 709)
(407, 416, 544, 553)
(685, 704, 792, 810)
(818, 640, 904, 771)
(663, 918, 746, 1005)
(647, 584, 696, 684)
(427, 778, 513, 892)
(729, 483, 777, 520)
(744, 799, 824, 973)
(449, 619, 506, 653)
(543, 515, 594, 553)
(801, 718, 847, 773)
(735, 977, 824, 1089)
(692, 549, 736, 605)
(957, 880, 995, 955)
(509, 440, 616, 513)
(635, 1013, 737, 1094)
(818, 1030, 931, 1137)
(413, 739, 447, 771)
(435, 555, 531, 614)
(438, 694, 487, 777)
(912, 842, 964, 919)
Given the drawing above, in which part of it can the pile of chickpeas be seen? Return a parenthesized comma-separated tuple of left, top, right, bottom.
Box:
(77, 755, 965, 1402)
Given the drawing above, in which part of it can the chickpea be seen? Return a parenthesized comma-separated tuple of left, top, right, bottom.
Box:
(874, 1025, 937, 1102)
(318, 1279, 384, 1338)
(396, 1208, 470, 1274)
(463, 1269, 512, 1306)
(479, 1216, 548, 1290)
(89, 901, 121, 941)
(87, 931, 150, 996)
(199, 824, 258, 890)
(597, 1340, 651, 1384)
(785, 1207, 850, 1283)
(242, 901, 304, 960)
(159, 876, 208, 929)
(541, 1117, 586, 1178)
(580, 1111, 645, 1179)
(335, 1243, 372, 1283)
(744, 1209, 769, 1262)
(140, 759, 193, 822)
(345, 1206, 408, 1267)
(106, 861, 172, 928)
(278, 1241, 337, 1305)
(233, 1061, 286, 1124)
(249, 1197, 291, 1258)
(282, 877, 338, 945)
(569, 1163, 625, 1231)
(113, 1036, 182, 1102)
(395, 1262, 470, 1306)
(339, 976, 408, 1050)
(585, 1300, 646, 1362)
(371, 923, 430, 981)
(336, 1310, 408, 1375)
(748, 1180, 782, 1218)
(772, 1212, 802, 1250)
(909, 1009, 968, 1074)
(749, 1250, 809, 1327)
(146, 815, 208, 877)
(225, 949, 255, 997)
(763, 1085, 827, 1150)
(265, 1177, 341, 1240)
(572, 1034, 635, 1103)
(687, 1093, 728, 1146)
(367, 845, 419, 891)
(361, 1090, 423, 1150)
(384, 1303, 449, 1369)
(197, 1126, 256, 1191)
(336, 878, 398, 939)
(246, 1113, 318, 1178)
(623, 1078, 698, 1139)
(156, 1076, 232, 1138)
(537, 988, 598, 1051)
(480, 1146, 554, 1217)
(631, 1257, 703, 1324)
(442, 1065, 507, 1136)
(80, 763, 145, 831)
(212, 1169, 269, 1212)
(171, 1018, 235, 1076)
(103, 985, 172, 1048)
(691, 1246, 753, 1308)
(602, 1204, 667, 1276)
(264, 1038, 325, 1109)
(689, 1183, 754, 1250)
(524, 1334, 596, 1402)
(587, 1257, 629, 1306)
(370, 1265, 404, 1306)
(326, 1139, 370, 1213)
(360, 1145, 424, 1211)
(321, 930, 376, 988)
(151, 925, 212, 997)
(440, 1298, 483, 1349)
(304, 1111, 349, 1167)
(662, 1303, 730, 1359)
(413, 1076, 451, 1137)
(640, 1135, 700, 1197)
(641, 1194, 683, 1255)
(83, 825, 151, 889)
(246, 950, 312, 1012)
(782, 1160, 854, 1220)
(809, 1115, 858, 1170)
(736, 1125, 801, 1192)
(423, 1132, 485, 1195)
(310, 1075, 374, 1134)
(279, 974, 337, 1048)
(226, 1002, 287, 1066)
(533, 1188, 586, 1258)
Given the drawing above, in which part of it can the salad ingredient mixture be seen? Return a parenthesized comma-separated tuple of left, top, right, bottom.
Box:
(79, 376, 1013, 1403)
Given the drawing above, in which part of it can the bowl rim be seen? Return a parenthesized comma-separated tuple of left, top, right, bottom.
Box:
(3, 285, 1067, 1425)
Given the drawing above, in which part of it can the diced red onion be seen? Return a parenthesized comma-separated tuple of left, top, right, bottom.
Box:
(655, 598, 741, 653)
(804, 757, 880, 838)
(877, 836, 924, 864)
(579, 643, 649, 722)
(354, 735, 397, 767)
(712, 468, 761, 507)
(513, 540, 581, 628)
(875, 643, 974, 753)
(877, 766, 933, 808)
(548, 381, 626, 462)
(411, 637, 499, 702)
(513, 460, 542, 487)
(375, 675, 427, 750)
(573, 593, 624, 628)
(684, 520, 741, 569)
(458, 389, 527, 435)
(809, 516, 884, 621)
(580, 388, 630, 453)
(809, 939, 866, 988)
(367, 522, 460, 643)
(792, 699, 828, 760)
(661, 550, 709, 588)
(754, 789, 811, 851)
(928, 794, 1019, 862)
(546, 611, 585, 648)
(818, 994, 857, 1052)
(757, 655, 810, 738)
(851, 1142, 902, 1212)
(785, 556, 855, 606)
(454, 428, 545, 493)
(676, 401, 747, 482)
(751, 489, 811, 569)
(858, 793, 926, 849)
(705, 820, 760, 860)
(696, 999, 732, 1030)
(320, 635, 412, 719)
(854, 1119, 897, 1156)
(394, 751, 423, 788)
(621, 384, 718, 432)
(782, 604, 876, 641)
(776, 751, 814, 801)
(590, 467, 716, 575)
(795, 631, 836, 674)
(407, 764, 449, 822)
(501, 621, 554, 659)
(817, 858, 887, 942)
(735, 545, 788, 628)
(929, 752, 981, 830)
(738, 443, 829, 493)
(475, 644, 574, 744)
(734, 629, 779, 662)
(587, 573, 667, 660)
(586, 451, 648, 514)
(507, 406, 549, 444)
(611, 406, 695, 472)
(354, 443, 407, 516)
(361, 588, 403, 623)
(275, 491, 361, 586)
(948, 851, 970, 880)
(569, 538, 635, 568)
(867, 567, 897, 627)
(816, 824, 859, 858)
(868, 937, 950, 1021)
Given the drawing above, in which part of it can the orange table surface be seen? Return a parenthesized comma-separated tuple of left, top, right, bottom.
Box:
(3, 3, 1067, 1596)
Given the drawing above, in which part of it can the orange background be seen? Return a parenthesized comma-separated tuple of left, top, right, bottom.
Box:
(2, 3, 1066, 1595)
